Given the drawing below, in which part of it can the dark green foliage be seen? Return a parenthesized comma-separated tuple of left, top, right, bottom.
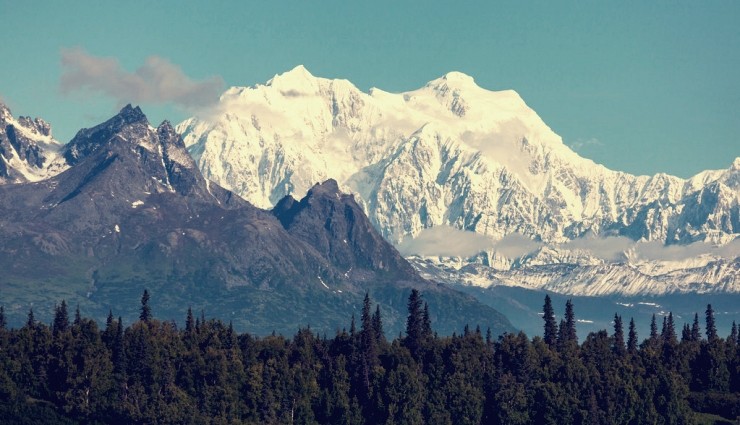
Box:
(52, 301, 69, 336)
(404, 289, 425, 359)
(628, 317, 638, 354)
(705, 304, 718, 342)
(692, 313, 702, 341)
(613, 313, 625, 356)
(0, 294, 737, 424)
(650, 313, 659, 340)
(139, 289, 152, 323)
(543, 294, 557, 347)
(372, 304, 384, 344)
(563, 299, 577, 344)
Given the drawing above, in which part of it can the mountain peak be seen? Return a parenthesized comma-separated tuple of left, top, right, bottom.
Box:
(267, 65, 316, 89)
(442, 71, 476, 84)
(308, 179, 340, 196)
(426, 71, 479, 91)
(157, 120, 175, 133)
(117, 104, 147, 124)
(0, 102, 11, 121)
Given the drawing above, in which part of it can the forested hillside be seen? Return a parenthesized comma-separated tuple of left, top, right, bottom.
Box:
(0, 292, 738, 424)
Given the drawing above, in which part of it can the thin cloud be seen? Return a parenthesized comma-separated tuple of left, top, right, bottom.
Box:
(559, 233, 633, 261)
(557, 234, 739, 262)
(398, 227, 541, 259)
(398, 225, 493, 257)
(59, 47, 224, 110)
(397, 224, 739, 263)
(568, 137, 603, 151)
(493, 233, 542, 258)
(634, 239, 740, 262)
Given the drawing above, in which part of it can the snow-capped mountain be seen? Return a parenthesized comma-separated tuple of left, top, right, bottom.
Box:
(0, 102, 67, 183)
(175, 66, 738, 295)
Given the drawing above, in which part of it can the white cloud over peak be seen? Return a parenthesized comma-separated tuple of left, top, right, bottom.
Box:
(398, 226, 543, 258)
(397, 225, 493, 258)
(559, 233, 633, 261)
(59, 47, 224, 110)
(633, 239, 740, 262)
(398, 225, 739, 264)
(568, 137, 603, 151)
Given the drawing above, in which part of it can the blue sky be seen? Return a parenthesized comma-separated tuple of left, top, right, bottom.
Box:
(1, 1, 738, 177)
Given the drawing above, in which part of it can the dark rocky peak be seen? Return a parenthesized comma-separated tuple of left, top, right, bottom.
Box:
(49, 105, 234, 206)
(272, 195, 299, 228)
(273, 179, 415, 276)
(157, 120, 176, 138)
(17, 116, 52, 137)
(64, 104, 150, 165)
(307, 178, 341, 196)
(3, 125, 45, 168)
(117, 104, 147, 124)
(0, 103, 52, 136)
(273, 179, 349, 229)
(157, 120, 194, 166)
(0, 102, 11, 122)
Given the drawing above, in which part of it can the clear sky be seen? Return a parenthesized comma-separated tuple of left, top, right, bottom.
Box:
(1, 1, 738, 178)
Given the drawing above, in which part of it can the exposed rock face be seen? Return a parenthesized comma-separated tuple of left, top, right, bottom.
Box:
(273, 179, 416, 278)
(0, 102, 65, 184)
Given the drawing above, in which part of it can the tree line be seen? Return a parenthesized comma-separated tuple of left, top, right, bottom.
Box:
(0, 290, 738, 424)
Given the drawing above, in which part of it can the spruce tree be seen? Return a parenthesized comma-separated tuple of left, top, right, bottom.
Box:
(105, 310, 114, 330)
(26, 308, 35, 328)
(556, 318, 568, 351)
(361, 293, 374, 341)
(0, 306, 5, 330)
(422, 302, 433, 340)
(613, 313, 625, 355)
(662, 312, 677, 345)
(360, 293, 378, 365)
(564, 299, 577, 344)
(52, 300, 69, 336)
(681, 323, 691, 342)
(627, 318, 638, 354)
(542, 295, 557, 347)
(113, 317, 124, 376)
(705, 304, 717, 342)
(185, 307, 195, 334)
(405, 289, 424, 357)
(359, 293, 378, 401)
(650, 314, 658, 340)
(139, 289, 152, 323)
(691, 313, 701, 341)
(372, 304, 384, 344)
(73, 305, 81, 326)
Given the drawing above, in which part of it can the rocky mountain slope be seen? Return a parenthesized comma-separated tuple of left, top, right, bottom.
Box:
(0, 103, 67, 184)
(0, 105, 514, 336)
(173, 66, 738, 295)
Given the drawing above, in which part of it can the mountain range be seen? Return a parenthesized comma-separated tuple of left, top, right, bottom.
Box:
(1, 66, 737, 335)
(173, 66, 739, 296)
(0, 103, 513, 336)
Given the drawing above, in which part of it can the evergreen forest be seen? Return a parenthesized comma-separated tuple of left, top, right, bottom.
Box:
(0, 290, 738, 424)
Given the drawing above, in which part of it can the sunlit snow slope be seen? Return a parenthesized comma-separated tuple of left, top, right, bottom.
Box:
(177, 66, 738, 295)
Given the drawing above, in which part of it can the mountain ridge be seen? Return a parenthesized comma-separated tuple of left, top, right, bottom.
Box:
(0, 104, 514, 336)
(172, 66, 738, 296)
